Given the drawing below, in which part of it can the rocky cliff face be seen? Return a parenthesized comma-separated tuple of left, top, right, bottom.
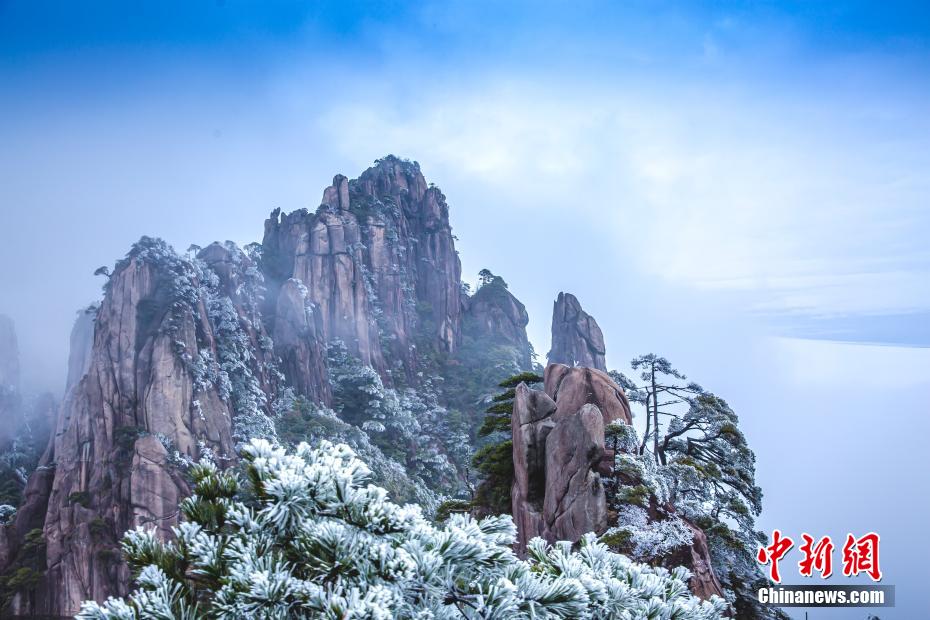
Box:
(462, 278, 533, 369)
(262, 191, 385, 378)
(262, 157, 463, 385)
(0, 157, 535, 615)
(676, 521, 726, 600)
(511, 364, 632, 549)
(543, 363, 632, 426)
(548, 292, 607, 371)
(270, 278, 330, 404)
(43, 242, 247, 613)
(2, 238, 287, 615)
(512, 298, 722, 601)
(65, 307, 96, 394)
(0, 157, 735, 612)
(511, 363, 723, 600)
(0, 310, 92, 614)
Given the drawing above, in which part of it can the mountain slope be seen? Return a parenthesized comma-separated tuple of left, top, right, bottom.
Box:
(0, 157, 536, 615)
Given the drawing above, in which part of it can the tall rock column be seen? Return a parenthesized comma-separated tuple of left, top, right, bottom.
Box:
(547, 292, 607, 371)
(511, 365, 724, 601)
(511, 364, 632, 549)
(542, 403, 608, 543)
(261, 157, 465, 387)
(262, 193, 385, 377)
(39, 243, 235, 614)
(0, 238, 284, 616)
(353, 156, 463, 359)
(510, 383, 557, 548)
(65, 307, 96, 393)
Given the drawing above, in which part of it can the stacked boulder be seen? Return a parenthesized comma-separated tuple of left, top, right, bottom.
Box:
(512, 293, 724, 602)
(511, 363, 631, 548)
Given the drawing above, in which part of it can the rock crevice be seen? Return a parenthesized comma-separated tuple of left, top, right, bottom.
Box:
(511, 364, 626, 549)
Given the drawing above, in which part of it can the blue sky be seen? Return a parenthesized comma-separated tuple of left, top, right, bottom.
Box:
(1, 2, 929, 616)
(2, 0, 928, 366)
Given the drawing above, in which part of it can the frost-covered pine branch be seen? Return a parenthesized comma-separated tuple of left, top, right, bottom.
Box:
(78, 439, 726, 620)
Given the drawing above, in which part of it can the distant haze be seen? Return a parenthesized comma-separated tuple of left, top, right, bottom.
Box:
(1, 3, 928, 616)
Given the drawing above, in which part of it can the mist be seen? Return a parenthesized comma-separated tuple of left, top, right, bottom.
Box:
(1, 2, 928, 616)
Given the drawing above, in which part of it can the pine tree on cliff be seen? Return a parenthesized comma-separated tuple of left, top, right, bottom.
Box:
(609, 355, 783, 620)
(611, 354, 702, 464)
(610, 356, 762, 535)
(470, 371, 542, 516)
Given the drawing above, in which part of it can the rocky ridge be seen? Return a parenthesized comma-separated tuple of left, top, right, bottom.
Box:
(0, 157, 536, 615)
(261, 159, 464, 385)
(0, 157, 725, 614)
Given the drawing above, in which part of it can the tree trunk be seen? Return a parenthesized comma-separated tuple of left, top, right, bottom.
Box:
(651, 365, 660, 464)
(640, 390, 651, 455)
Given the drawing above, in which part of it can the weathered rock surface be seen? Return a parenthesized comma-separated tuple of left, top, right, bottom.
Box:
(512, 364, 630, 548)
(512, 364, 723, 601)
(510, 383, 556, 548)
(129, 435, 187, 535)
(262, 157, 464, 384)
(41, 247, 234, 614)
(463, 279, 533, 369)
(355, 159, 463, 361)
(653, 515, 725, 600)
(0, 157, 532, 614)
(272, 279, 330, 403)
(547, 292, 607, 371)
(0, 238, 288, 615)
(544, 363, 632, 425)
(263, 198, 385, 376)
(683, 520, 726, 600)
(0, 316, 74, 612)
(65, 306, 96, 393)
(542, 403, 608, 542)
(0, 311, 89, 614)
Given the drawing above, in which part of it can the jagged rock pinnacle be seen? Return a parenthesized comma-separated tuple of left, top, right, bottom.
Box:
(547, 292, 607, 371)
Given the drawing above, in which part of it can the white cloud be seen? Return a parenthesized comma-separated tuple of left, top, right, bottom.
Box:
(771, 337, 930, 390)
(314, 72, 929, 319)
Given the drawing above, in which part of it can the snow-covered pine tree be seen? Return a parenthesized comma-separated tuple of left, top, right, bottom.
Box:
(78, 438, 726, 619)
(609, 356, 785, 620)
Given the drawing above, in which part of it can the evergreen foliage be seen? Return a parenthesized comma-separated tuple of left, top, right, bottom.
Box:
(470, 440, 514, 516)
(273, 390, 439, 509)
(325, 340, 464, 494)
(497, 372, 544, 389)
(471, 372, 542, 515)
(77, 439, 726, 619)
(0, 528, 45, 610)
(607, 356, 784, 620)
